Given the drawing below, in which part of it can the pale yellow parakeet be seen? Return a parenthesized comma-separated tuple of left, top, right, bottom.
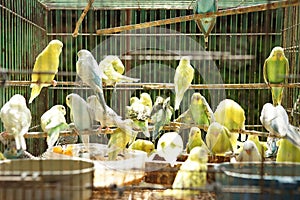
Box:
(174, 56, 194, 111)
(205, 122, 237, 155)
(163, 146, 208, 198)
(107, 126, 135, 160)
(29, 39, 63, 103)
(100, 55, 140, 88)
(214, 98, 246, 141)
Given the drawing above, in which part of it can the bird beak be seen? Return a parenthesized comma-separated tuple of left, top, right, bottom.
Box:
(246, 149, 251, 155)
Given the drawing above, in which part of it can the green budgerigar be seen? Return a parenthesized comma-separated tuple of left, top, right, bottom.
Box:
(150, 96, 173, 140)
(29, 39, 63, 103)
(174, 56, 194, 111)
(0, 94, 31, 151)
(128, 139, 155, 155)
(193, 0, 218, 48)
(41, 105, 69, 150)
(263, 46, 289, 106)
(175, 92, 214, 129)
(205, 122, 237, 155)
(186, 127, 210, 154)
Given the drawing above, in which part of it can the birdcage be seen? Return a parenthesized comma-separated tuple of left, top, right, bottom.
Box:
(0, 0, 300, 199)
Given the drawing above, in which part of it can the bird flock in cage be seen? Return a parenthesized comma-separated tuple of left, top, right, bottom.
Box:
(0, 36, 300, 193)
(0, 36, 300, 184)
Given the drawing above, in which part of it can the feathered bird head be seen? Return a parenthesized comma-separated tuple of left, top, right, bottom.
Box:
(77, 49, 93, 59)
(270, 46, 285, 59)
(48, 39, 63, 52)
(242, 140, 258, 155)
(51, 105, 67, 115)
(8, 94, 27, 107)
(188, 146, 208, 163)
(179, 56, 191, 66)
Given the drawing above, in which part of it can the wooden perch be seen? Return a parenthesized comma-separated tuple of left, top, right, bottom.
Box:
(4, 80, 300, 90)
(96, 0, 300, 35)
(72, 0, 95, 37)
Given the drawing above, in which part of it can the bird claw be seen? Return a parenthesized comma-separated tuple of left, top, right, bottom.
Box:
(51, 80, 57, 87)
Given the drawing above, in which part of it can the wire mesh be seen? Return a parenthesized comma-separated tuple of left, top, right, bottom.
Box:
(0, 0, 300, 199)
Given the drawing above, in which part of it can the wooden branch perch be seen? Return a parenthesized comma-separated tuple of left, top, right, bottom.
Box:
(72, 0, 95, 37)
(96, 0, 300, 35)
(3, 80, 300, 90)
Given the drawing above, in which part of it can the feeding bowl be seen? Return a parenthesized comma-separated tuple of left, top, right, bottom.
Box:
(215, 162, 300, 200)
(0, 159, 94, 200)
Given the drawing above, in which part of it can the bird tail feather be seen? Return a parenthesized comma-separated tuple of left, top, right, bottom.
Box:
(29, 85, 43, 103)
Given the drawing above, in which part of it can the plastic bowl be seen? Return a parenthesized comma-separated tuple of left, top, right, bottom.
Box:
(215, 162, 300, 200)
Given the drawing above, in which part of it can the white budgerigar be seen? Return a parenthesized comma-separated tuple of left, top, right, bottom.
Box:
(157, 132, 183, 167)
(41, 105, 69, 150)
(0, 94, 31, 150)
(66, 93, 94, 145)
(174, 56, 194, 111)
(236, 140, 262, 162)
(99, 55, 140, 88)
(76, 49, 108, 112)
(260, 103, 300, 149)
(87, 95, 136, 134)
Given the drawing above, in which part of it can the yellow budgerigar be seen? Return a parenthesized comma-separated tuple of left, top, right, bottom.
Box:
(29, 39, 63, 103)
(128, 139, 155, 155)
(276, 138, 300, 163)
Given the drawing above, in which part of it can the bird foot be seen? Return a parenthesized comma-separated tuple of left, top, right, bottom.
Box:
(51, 80, 57, 87)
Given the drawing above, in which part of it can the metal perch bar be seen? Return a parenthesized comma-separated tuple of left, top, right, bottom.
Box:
(96, 0, 300, 35)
